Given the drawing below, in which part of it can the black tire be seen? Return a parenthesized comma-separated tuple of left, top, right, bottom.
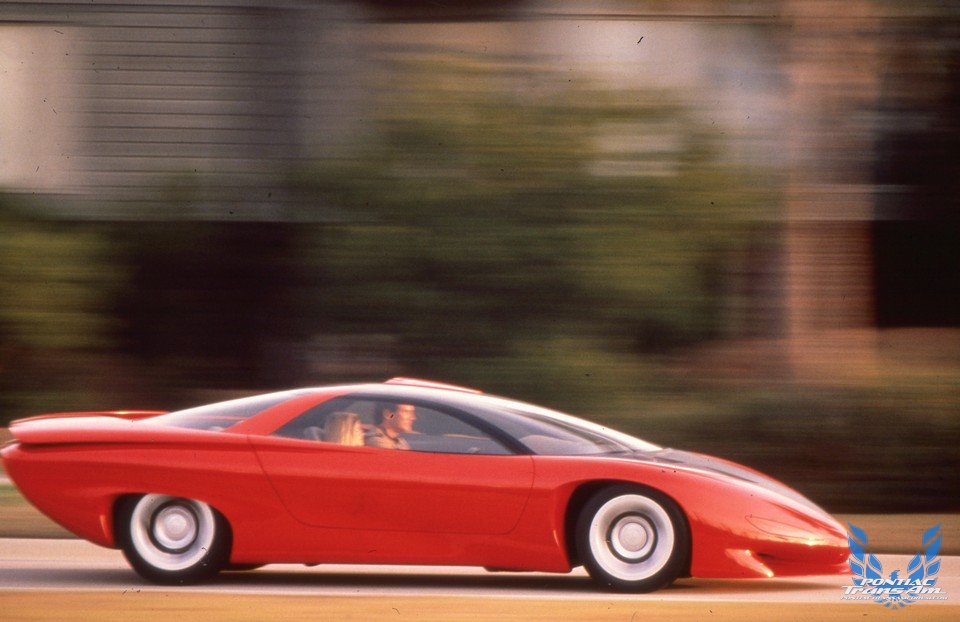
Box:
(115, 494, 231, 585)
(575, 484, 689, 592)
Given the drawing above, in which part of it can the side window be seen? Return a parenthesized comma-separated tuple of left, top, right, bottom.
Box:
(272, 397, 511, 455)
(272, 397, 364, 443)
(150, 391, 303, 431)
(401, 405, 511, 455)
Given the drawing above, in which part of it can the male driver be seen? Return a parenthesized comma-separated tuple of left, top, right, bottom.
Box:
(365, 403, 416, 450)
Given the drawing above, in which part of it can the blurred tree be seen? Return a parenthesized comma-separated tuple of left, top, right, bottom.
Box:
(290, 54, 774, 409)
(0, 196, 124, 417)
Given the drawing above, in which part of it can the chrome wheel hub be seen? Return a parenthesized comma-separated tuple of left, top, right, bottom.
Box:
(152, 505, 198, 552)
(129, 494, 216, 571)
(609, 514, 656, 561)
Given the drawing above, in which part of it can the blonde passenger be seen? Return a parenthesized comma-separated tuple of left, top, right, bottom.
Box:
(322, 412, 364, 447)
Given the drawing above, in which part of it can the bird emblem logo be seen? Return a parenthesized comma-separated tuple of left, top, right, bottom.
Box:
(846, 523, 943, 608)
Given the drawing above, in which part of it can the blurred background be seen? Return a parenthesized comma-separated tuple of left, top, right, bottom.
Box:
(0, 0, 957, 513)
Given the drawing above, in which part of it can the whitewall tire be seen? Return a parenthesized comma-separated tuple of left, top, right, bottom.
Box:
(116, 494, 230, 584)
(576, 485, 689, 592)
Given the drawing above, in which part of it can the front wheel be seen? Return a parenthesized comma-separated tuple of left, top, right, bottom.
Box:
(575, 485, 689, 592)
(116, 494, 231, 585)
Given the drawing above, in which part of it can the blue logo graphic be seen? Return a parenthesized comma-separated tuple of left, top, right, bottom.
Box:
(845, 523, 945, 608)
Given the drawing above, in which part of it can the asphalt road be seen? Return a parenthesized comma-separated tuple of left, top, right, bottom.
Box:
(0, 538, 956, 607)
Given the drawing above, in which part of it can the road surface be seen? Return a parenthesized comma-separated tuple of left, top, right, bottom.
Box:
(1, 538, 956, 605)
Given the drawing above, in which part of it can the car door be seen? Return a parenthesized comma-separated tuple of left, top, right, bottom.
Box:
(250, 399, 534, 536)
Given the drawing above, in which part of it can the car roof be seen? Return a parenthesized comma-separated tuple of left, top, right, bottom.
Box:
(288, 378, 489, 408)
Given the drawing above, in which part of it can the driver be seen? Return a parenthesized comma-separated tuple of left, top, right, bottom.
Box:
(365, 403, 416, 450)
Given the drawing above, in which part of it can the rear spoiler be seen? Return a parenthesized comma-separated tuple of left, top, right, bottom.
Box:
(11, 410, 167, 425)
(6, 410, 251, 447)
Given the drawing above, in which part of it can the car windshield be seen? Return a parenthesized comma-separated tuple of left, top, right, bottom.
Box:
(146, 390, 305, 431)
(472, 395, 661, 455)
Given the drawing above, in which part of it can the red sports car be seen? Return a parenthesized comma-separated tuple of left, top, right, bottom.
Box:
(1, 377, 849, 591)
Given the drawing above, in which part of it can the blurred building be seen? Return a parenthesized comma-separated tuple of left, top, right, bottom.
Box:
(0, 0, 373, 220)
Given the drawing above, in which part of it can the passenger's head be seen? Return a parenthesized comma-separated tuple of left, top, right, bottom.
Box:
(377, 403, 416, 435)
(322, 411, 364, 447)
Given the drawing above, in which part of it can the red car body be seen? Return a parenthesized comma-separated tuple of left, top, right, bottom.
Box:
(1, 378, 849, 590)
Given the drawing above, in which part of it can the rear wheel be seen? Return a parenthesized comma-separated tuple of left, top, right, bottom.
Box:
(575, 485, 689, 592)
(116, 494, 230, 585)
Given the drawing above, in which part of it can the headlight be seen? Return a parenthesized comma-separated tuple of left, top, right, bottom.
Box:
(746, 515, 828, 546)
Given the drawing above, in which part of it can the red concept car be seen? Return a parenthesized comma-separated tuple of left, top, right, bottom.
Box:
(1, 378, 849, 591)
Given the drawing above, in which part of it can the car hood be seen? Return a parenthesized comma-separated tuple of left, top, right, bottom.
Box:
(629, 448, 827, 514)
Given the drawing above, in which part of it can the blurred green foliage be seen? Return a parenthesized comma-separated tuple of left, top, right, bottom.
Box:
(0, 196, 125, 416)
(289, 55, 774, 409)
(0, 200, 121, 350)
